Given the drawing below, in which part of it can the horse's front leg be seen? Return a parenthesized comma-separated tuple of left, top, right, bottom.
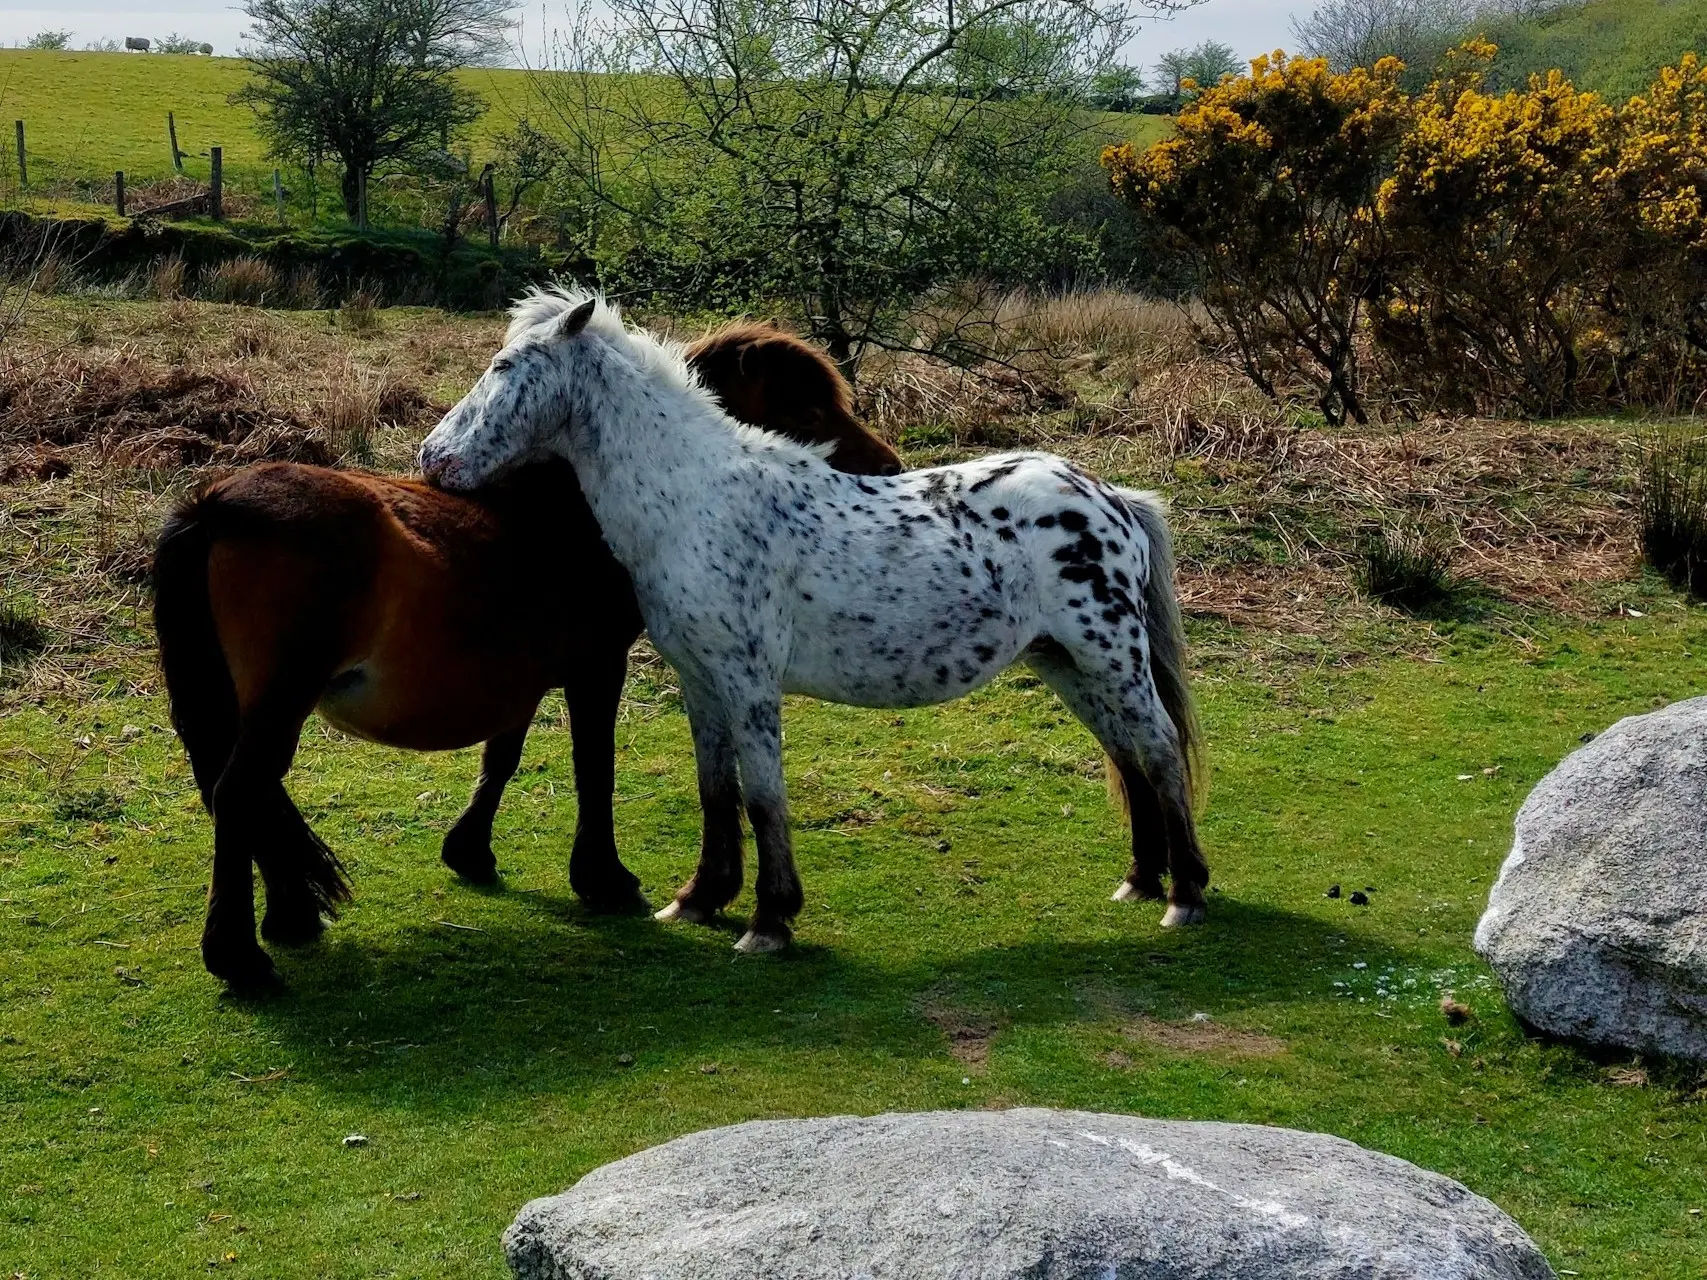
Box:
(655, 681, 745, 925)
(566, 636, 648, 913)
(441, 721, 531, 884)
(727, 694, 802, 954)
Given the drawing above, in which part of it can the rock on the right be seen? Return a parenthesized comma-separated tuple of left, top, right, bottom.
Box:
(1475, 695, 1707, 1061)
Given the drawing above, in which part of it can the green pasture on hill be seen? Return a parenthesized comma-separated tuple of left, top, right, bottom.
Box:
(3, 607, 1707, 1277)
(0, 51, 547, 189)
(0, 50, 1171, 200)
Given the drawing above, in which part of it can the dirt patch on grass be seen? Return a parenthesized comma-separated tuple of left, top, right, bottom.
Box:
(920, 997, 1008, 1072)
(1122, 1015, 1285, 1057)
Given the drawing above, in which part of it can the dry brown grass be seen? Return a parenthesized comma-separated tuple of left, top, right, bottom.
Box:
(0, 286, 1658, 704)
(203, 256, 280, 307)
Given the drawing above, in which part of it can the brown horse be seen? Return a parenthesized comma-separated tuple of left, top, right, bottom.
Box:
(154, 322, 900, 989)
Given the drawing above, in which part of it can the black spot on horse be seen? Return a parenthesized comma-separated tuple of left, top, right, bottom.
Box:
(991, 506, 1010, 521)
(1059, 510, 1089, 532)
(997, 527, 1017, 542)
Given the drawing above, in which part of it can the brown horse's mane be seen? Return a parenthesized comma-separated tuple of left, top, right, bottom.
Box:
(685, 320, 855, 417)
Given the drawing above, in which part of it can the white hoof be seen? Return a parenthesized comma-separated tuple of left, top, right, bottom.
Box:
(1160, 903, 1207, 928)
(656, 900, 716, 925)
(733, 930, 788, 954)
(1111, 882, 1141, 903)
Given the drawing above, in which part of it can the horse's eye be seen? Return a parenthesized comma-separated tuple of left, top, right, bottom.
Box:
(492, 360, 514, 372)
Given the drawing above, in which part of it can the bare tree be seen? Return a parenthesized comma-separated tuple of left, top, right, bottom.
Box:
(1290, 0, 1472, 75)
(538, 0, 1198, 373)
(397, 0, 515, 67)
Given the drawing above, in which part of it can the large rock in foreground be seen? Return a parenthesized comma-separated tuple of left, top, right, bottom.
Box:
(505, 1108, 1552, 1279)
(1475, 696, 1707, 1061)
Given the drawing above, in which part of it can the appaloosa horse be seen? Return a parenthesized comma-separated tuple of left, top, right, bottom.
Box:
(156, 318, 900, 988)
(420, 289, 1205, 954)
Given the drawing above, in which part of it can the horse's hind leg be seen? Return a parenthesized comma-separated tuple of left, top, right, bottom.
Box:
(441, 723, 529, 885)
(656, 682, 746, 926)
(1108, 757, 1168, 904)
(205, 697, 323, 987)
(257, 791, 341, 946)
(565, 639, 647, 913)
(1025, 643, 1207, 926)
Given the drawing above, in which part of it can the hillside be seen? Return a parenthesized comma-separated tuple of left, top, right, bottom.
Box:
(0, 50, 547, 187)
(1480, 0, 1707, 100)
(0, 49, 1168, 198)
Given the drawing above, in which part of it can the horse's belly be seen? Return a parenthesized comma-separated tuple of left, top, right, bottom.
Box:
(317, 658, 545, 751)
(783, 620, 1030, 708)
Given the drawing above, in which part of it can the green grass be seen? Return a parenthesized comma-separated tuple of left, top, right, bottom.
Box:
(4, 611, 1707, 1277)
(1483, 0, 1707, 100)
(0, 51, 546, 190)
(0, 49, 1169, 202)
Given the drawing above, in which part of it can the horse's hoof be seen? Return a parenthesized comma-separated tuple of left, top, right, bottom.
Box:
(656, 900, 716, 925)
(1112, 879, 1165, 903)
(1160, 903, 1207, 928)
(261, 907, 324, 948)
(733, 928, 790, 954)
(441, 836, 499, 885)
(204, 942, 282, 992)
(581, 887, 651, 916)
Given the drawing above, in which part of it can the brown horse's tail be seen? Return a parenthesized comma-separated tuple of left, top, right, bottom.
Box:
(153, 497, 350, 914)
(1106, 487, 1203, 814)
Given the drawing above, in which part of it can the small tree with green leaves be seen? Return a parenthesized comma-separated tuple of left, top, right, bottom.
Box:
(237, 0, 484, 221)
(24, 30, 72, 50)
(540, 0, 1190, 374)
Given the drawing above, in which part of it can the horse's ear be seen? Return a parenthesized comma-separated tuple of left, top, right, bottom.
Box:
(555, 298, 597, 339)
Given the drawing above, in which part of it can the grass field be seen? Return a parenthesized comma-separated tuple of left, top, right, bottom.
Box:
(0, 50, 1172, 209)
(1, 293, 1704, 1278)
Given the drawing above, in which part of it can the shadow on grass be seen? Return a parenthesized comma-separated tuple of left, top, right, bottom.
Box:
(247, 891, 1427, 1109)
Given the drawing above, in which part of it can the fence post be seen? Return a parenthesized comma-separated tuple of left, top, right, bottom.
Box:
(13, 121, 25, 189)
(168, 112, 184, 173)
(484, 169, 498, 248)
(273, 168, 285, 225)
(357, 168, 368, 230)
(115, 171, 125, 217)
(209, 146, 223, 220)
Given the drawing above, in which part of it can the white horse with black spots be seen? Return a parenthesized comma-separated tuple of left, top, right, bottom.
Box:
(419, 289, 1207, 952)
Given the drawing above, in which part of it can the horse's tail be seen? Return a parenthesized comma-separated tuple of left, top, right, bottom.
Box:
(154, 498, 238, 813)
(153, 492, 350, 913)
(1108, 486, 1203, 812)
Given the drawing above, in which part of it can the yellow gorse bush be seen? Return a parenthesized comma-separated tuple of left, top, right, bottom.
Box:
(1107, 40, 1707, 417)
(1105, 52, 1411, 425)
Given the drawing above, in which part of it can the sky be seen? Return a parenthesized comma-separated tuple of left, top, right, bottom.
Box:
(0, 0, 1305, 69)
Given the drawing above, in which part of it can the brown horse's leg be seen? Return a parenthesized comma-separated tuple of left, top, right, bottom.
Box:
(441, 722, 530, 884)
(1111, 757, 1168, 903)
(565, 638, 648, 913)
(204, 698, 320, 989)
(256, 791, 343, 946)
(656, 681, 745, 925)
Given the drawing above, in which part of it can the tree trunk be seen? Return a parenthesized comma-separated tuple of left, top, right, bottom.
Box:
(340, 165, 364, 221)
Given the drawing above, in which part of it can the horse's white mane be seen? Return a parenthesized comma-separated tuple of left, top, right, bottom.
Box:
(507, 284, 834, 468)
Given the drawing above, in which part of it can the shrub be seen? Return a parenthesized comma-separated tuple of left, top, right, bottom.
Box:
(1355, 520, 1456, 609)
(1638, 423, 1707, 597)
(203, 255, 279, 307)
(0, 600, 48, 680)
(1375, 45, 1614, 416)
(1600, 54, 1707, 397)
(1105, 52, 1412, 425)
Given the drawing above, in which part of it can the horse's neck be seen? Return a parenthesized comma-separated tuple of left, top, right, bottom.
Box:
(566, 352, 747, 563)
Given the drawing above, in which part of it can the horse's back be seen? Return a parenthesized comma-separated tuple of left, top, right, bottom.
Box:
(186, 463, 590, 748)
